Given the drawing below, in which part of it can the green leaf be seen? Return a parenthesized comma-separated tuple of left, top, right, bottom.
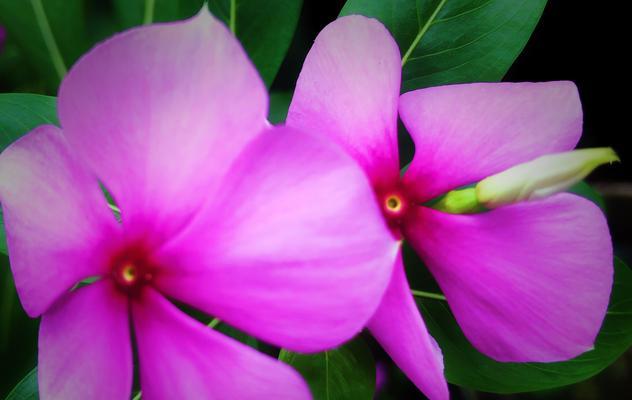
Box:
(340, 0, 547, 91)
(215, 322, 262, 351)
(208, 0, 303, 87)
(0, 93, 58, 151)
(0, 93, 58, 255)
(417, 257, 632, 393)
(4, 368, 38, 400)
(569, 181, 607, 211)
(279, 337, 375, 400)
(0, 0, 88, 92)
(112, 0, 204, 29)
(268, 91, 293, 124)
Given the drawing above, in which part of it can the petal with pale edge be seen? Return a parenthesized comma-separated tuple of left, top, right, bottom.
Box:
(404, 194, 613, 362)
(400, 82, 582, 202)
(58, 10, 268, 239)
(0, 125, 117, 317)
(368, 251, 448, 400)
(39, 281, 132, 400)
(287, 15, 401, 187)
(154, 126, 398, 352)
(133, 289, 310, 400)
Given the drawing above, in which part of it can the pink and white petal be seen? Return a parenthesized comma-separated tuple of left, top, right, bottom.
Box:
(133, 288, 310, 400)
(400, 82, 583, 202)
(404, 194, 613, 362)
(154, 126, 398, 352)
(368, 251, 448, 400)
(58, 9, 268, 239)
(0, 125, 118, 317)
(39, 280, 132, 400)
(286, 15, 401, 187)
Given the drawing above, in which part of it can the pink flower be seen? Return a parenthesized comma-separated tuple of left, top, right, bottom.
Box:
(0, 12, 398, 399)
(286, 16, 613, 400)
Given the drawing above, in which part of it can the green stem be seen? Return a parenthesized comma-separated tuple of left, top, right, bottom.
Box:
(143, 0, 155, 25)
(208, 317, 221, 329)
(401, 0, 448, 66)
(132, 391, 142, 400)
(411, 289, 446, 301)
(30, 0, 67, 79)
(229, 0, 237, 34)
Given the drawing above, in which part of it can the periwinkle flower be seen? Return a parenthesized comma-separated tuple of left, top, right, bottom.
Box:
(287, 16, 613, 399)
(0, 11, 397, 399)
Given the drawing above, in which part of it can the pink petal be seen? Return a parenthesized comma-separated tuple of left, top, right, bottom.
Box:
(404, 194, 613, 362)
(0, 125, 118, 316)
(286, 15, 401, 187)
(154, 126, 398, 352)
(400, 82, 583, 202)
(58, 10, 268, 238)
(132, 288, 310, 400)
(39, 281, 132, 400)
(368, 251, 448, 400)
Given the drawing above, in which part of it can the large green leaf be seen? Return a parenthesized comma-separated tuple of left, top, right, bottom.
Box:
(416, 257, 632, 393)
(0, 0, 88, 92)
(279, 337, 375, 400)
(0, 93, 58, 151)
(268, 91, 293, 124)
(4, 368, 38, 400)
(0, 93, 58, 255)
(340, 0, 547, 91)
(0, 253, 39, 398)
(112, 0, 204, 29)
(208, 0, 303, 87)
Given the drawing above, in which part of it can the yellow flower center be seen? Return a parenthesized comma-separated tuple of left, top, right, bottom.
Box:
(385, 195, 402, 212)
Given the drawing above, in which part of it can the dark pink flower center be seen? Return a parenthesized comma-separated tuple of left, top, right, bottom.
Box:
(376, 184, 411, 239)
(110, 245, 157, 295)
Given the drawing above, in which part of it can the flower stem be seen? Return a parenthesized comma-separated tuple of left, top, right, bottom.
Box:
(411, 289, 446, 301)
(30, 0, 67, 80)
(208, 317, 221, 329)
(229, 0, 237, 34)
(143, 0, 155, 25)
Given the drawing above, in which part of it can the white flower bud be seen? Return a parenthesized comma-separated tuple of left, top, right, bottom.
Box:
(476, 148, 619, 208)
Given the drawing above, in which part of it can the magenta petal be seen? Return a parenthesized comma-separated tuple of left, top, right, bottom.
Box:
(404, 194, 613, 362)
(39, 281, 132, 399)
(287, 15, 401, 186)
(132, 288, 310, 400)
(154, 126, 398, 352)
(0, 125, 117, 316)
(368, 251, 448, 400)
(400, 82, 583, 201)
(58, 10, 268, 237)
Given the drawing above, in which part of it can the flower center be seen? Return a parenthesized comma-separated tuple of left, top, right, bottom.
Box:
(110, 246, 155, 294)
(385, 195, 402, 213)
(381, 192, 407, 219)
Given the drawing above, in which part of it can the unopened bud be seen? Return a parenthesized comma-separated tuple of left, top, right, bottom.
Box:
(476, 148, 619, 208)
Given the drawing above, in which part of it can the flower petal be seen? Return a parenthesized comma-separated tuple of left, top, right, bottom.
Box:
(286, 15, 401, 187)
(133, 288, 310, 400)
(154, 126, 398, 352)
(400, 82, 583, 202)
(39, 281, 132, 400)
(368, 251, 448, 400)
(58, 10, 268, 238)
(0, 125, 117, 316)
(404, 194, 613, 362)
